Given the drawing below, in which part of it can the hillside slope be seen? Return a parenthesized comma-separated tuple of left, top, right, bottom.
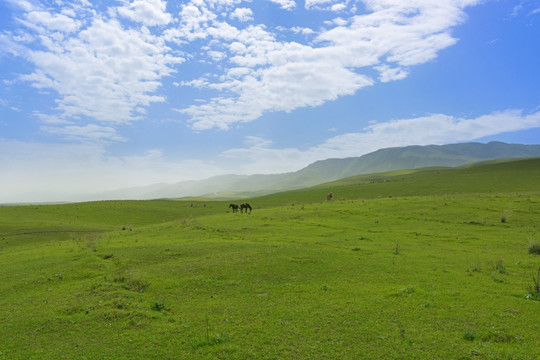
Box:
(252, 156, 540, 206)
(288, 141, 540, 186)
(89, 141, 540, 201)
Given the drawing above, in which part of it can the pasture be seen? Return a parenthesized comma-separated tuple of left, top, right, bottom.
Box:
(1, 158, 539, 359)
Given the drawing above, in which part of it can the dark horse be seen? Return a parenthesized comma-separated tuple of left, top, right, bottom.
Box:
(240, 203, 252, 213)
(229, 203, 239, 213)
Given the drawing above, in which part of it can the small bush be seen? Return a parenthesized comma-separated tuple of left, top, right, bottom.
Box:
(151, 301, 165, 311)
(528, 242, 540, 255)
(500, 211, 511, 223)
(463, 329, 478, 342)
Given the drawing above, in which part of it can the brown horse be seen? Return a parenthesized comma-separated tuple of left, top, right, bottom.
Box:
(327, 192, 333, 201)
(229, 204, 239, 213)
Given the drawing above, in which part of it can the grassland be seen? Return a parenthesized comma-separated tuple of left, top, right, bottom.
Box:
(1, 158, 539, 359)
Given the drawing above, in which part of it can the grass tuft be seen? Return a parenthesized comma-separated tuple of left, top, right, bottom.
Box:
(480, 329, 519, 343)
(527, 266, 540, 301)
(393, 240, 400, 255)
(463, 329, 477, 342)
(191, 333, 228, 348)
(150, 301, 166, 312)
(495, 257, 506, 274)
(113, 276, 150, 293)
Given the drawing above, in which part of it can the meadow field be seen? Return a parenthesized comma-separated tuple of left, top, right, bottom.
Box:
(1, 158, 539, 359)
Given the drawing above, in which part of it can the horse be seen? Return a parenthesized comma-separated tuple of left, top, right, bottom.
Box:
(327, 192, 333, 201)
(229, 204, 239, 213)
(240, 203, 252, 213)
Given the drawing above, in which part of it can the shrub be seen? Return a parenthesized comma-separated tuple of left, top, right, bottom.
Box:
(528, 242, 540, 255)
(500, 211, 511, 223)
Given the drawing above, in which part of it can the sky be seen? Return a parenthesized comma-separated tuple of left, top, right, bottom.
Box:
(1, 0, 539, 202)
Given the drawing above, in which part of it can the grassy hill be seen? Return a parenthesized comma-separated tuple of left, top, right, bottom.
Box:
(77, 141, 540, 202)
(284, 141, 540, 188)
(249, 156, 540, 207)
(1, 158, 539, 359)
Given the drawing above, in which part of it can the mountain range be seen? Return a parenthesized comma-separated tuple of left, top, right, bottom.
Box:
(90, 141, 540, 201)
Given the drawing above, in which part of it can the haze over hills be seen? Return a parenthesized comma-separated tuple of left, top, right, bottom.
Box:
(82, 141, 540, 202)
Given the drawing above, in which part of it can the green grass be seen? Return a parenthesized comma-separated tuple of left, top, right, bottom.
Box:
(0, 159, 539, 359)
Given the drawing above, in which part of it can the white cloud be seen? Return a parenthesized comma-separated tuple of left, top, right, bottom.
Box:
(4, 0, 35, 12)
(181, 52, 374, 130)
(268, 0, 297, 10)
(24, 11, 81, 33)
(375, 65, 409, 82)
(14, 7, 182, 133)
(116, 0, 172, 26)
(230, 8, 253, 22)
(305, 0, 347, 11)
(511, 1, 540, 17)
(317, 110, 540, 157)
(331, 4, 347, 12)
(291, 26, 315, 35)
(41, 124, 127, 142)
(175, 0, 482, 130)
(207, 49, 226, 60)
(221, 109, 540, 173)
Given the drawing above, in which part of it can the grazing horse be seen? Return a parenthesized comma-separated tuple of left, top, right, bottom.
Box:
(327, 192, 333, 201)
(240, 203, 252, 213)
(229, 204, 239, 213)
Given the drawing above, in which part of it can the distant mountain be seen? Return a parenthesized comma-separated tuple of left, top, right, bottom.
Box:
(287, 141, 540, 186)
(92, 141, 540, 200)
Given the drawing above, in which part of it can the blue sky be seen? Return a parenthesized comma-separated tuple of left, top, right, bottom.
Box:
(1, 0, 539, 202)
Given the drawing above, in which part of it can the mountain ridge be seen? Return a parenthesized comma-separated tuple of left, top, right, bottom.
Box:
(89, 141, 540, 200)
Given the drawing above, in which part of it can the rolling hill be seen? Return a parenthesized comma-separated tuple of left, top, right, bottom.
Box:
(89, 141, 540, 201)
